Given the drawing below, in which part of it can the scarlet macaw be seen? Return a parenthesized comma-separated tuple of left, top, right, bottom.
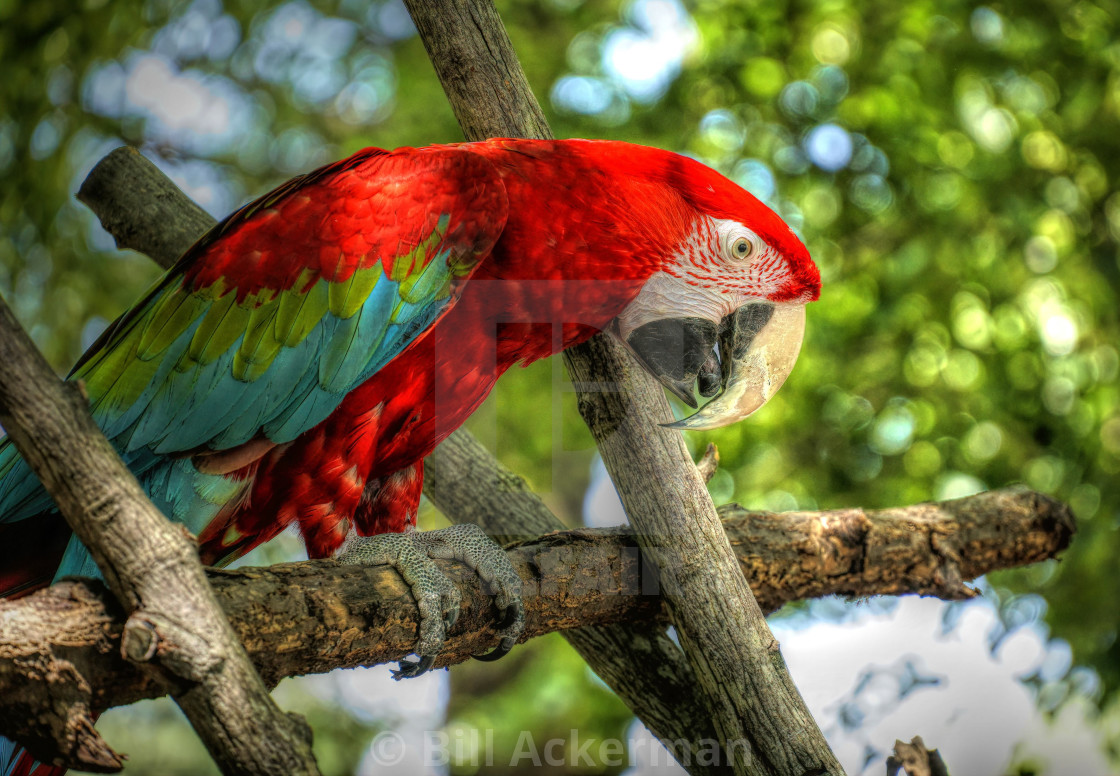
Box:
(0, 139, 818, 775)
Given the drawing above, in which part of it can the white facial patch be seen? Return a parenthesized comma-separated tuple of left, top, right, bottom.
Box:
(615, 216, 791, 339)
(615, 271, 732, 341)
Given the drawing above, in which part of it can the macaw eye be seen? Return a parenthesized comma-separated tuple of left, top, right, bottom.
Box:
(730, 237, 754, 261)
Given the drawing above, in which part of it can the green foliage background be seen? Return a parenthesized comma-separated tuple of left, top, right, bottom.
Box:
(2, 0, 1119, 772)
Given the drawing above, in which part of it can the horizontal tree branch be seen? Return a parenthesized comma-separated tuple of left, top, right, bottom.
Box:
(0, 487, 1073, 759)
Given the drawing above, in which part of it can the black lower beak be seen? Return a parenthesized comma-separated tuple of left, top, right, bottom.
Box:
(623, 317, 718, 408)
(620, 302, 806, 430)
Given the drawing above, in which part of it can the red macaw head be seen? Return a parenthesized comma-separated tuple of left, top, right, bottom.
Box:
(605, 147, 820, 429)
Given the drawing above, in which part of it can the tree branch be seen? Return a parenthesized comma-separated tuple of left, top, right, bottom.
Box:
(402, 2, 844, 774)
(0, 488, 1073, 757)
(0, 300, 318, 771)
(402, 1, 765, 770)
(886, 737, 951, 776)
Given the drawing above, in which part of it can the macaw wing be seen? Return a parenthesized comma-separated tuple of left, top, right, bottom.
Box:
(0, 145, 508, 523)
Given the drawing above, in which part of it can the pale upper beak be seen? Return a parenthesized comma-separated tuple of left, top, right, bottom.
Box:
(619, 301, 806, 430)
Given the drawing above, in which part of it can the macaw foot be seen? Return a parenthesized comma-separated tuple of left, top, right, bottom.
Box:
(337, 523, 524, 679)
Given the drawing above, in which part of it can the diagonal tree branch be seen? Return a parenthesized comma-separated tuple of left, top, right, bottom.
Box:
(0, 302, 318, 772)
(0, 488, 1073, 767)
(402, 1, 844, 774)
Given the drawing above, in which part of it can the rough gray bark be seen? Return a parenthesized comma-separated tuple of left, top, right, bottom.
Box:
(0, 488, 1074, 759)
(0, 308, 318, 773)
(565, 336, 844, 776)
(404, 0, 553, 144)
(75, 150, 215, 265)
(402, 1, 843, 774)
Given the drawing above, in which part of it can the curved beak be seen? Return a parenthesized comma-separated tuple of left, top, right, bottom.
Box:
(622, 303, 806, 431)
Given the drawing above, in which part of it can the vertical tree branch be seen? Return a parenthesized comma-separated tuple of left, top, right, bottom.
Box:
(4, 234, 318, 775)
(401, 1, 844, 774)
(564, 340, 842, 776)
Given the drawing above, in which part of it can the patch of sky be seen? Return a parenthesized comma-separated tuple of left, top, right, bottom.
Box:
(957, 75, 1017, 153)
(993, 594, 1048, 650)
(699, 109, 745, 153)
(773, 596, 1111, 774)
(335, 55, 397, 125)
(83, 52, 253, 157)
(151, 0, 240, 63)
(272, 126, 332, 175)
(248, 2, 357, 108)
(934, 471, 986, 500)
(583, 456, 626, 527)
(603, 0, 697, 102)
(779, 80, 820, 119)
(291, 58, 349, 105)
(850, 174, 893, 213)
(553, 0, 695, 120)
(971, 7, 1004, 46)
(776, 199, 804, 233)
(47, 65, 75, 106)
(1039, 308, 1078, 356)
(160, 156, 245, 218)
(811, 64, 849, 105)
(365, 0, 417, 42)
(848, 135, 890, 176)
(566, 30, 601, 71)
(773, 144, 811, 175)
(30, 114, 66, 161)
(804, 123, 853, 172)
(11, 245, 50, 323)
(870, 399, 915, 456)
(80, 315, 109, 351)
(552, 76, 614, 116)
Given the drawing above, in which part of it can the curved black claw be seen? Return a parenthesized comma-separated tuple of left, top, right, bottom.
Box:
(497, 600, 523, 631)
(471, 591, 523, 662)
(473, 636, 517, 663)
(392, 655, 437, 680)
